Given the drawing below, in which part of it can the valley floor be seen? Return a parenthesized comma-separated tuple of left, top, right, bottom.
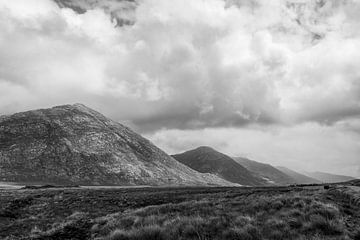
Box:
(0, 184, 360, 240)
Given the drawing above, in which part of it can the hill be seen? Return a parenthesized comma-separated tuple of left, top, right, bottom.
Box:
(276, 166, 321, 184)
(304, 171, 355, 183)
(172, 146, 266, 186)
(0, 104, 231, 186)
(234, 157, 296, 185)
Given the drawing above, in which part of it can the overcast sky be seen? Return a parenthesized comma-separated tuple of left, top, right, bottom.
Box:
(0, 0, 359, 177)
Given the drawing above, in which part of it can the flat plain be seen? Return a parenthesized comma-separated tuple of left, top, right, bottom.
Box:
(1, 183, 360, 240)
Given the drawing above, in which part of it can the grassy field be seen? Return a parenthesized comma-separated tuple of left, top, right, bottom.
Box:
(0, 184, 359, 240)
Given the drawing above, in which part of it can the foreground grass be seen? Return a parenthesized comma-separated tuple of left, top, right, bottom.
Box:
(92, 191, 351, 240)
(1, 185, 359, 239)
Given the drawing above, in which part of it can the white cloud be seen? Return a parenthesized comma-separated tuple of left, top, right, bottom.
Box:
(0, 0, 359, 175)
(1, 0, 359, 128)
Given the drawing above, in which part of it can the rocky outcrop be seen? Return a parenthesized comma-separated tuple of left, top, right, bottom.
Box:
(0, 104, 232, 186)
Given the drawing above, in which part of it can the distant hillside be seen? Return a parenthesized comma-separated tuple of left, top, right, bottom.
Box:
(172, 146, 267, 186)
(0, 104, 232, 186)
(347, 179, 360, 186)
(276, 167, 321, 184)
(304, 171, 355, 184)
(234, 157, 296, 185)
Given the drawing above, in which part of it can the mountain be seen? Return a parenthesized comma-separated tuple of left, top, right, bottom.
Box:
(276, 166, 321, 184)
(172, 146, 266, 186)
(233, 157, 296, 185)
(303, 171, 355, 184)
(0, 104, 232, 186)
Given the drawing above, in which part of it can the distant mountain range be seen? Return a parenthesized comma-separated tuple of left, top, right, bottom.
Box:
(303, 171, 355, 183)
(276, 166, 321, 184)
(172, 147, 356, 186)
(233, 157, 296, 185)
(0, 104, 356, 187)
(172, 146, 266, 186)
(0, 104, 232, 186)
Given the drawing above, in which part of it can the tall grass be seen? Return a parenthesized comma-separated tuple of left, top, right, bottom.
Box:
(91, 192, 349, 240)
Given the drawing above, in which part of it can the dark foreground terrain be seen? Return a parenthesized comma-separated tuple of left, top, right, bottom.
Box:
(1, 183, 360, 240)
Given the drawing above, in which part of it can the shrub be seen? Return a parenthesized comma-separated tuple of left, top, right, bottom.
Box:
(294, 200, 306, 209)
(308, 203, 339, 220)
(133, 214, 167, 228)
(109, 225, 166, 240)
(263, 218, 291, 239)
(67, 211, 88, 220)
(234, 215, 253, 226)
(132, 226, 165, 240)
(222, 225, 261, 240)
(354, 228, 360, 240)
(286, 209, 303, 218)
(30, 226, 43, 235)
(306, 214, 344, 236)
(170, 216, 210, 239)
(118, 216, 138, 230)
(265, 218, 288, 231)
(287, 217, 303, 229)
(109, 229, 130, 240)
(271, 200, 284, 210)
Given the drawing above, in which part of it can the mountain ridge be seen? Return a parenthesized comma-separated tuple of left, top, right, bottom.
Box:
(0, 104, 232, 186)
(172, 146, 267, 186)
(233, 157, 296, 185)
(303, 171, 355, 184)
(276, 166, 321, 184)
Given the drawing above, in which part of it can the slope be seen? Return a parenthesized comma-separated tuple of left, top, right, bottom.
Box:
(172, 146, 266, 186)
(0, 104, 232, 186)
(276, 166, 321, 184)
(304, 171, 355, 184)
(234, 157, 296, 185)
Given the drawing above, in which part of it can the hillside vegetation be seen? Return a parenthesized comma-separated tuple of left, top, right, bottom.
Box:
(1, 184, 360, 239)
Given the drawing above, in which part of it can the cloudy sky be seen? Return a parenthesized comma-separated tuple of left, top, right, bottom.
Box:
(0, 0, 359, 177)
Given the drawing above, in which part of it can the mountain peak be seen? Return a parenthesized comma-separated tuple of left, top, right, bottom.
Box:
(0, 105, 232, 186)
(172, 147, 267, 186)
(194, 146, 216, 152)
(51, 103, 99, 114)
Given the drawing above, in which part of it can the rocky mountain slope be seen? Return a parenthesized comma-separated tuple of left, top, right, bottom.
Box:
(0, 104, 232, 186)
(304, 171, 355, 184)
(234, 157, 296, 185)
(172, 146, 267, 186)
(276, 166, 321, 184)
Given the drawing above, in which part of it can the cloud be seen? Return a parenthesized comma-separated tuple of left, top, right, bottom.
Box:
(54, 0, 136, 26)
(0, 0, 359, 132)
(147, 123, 360, 177)
(0, 0, 359, 176)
